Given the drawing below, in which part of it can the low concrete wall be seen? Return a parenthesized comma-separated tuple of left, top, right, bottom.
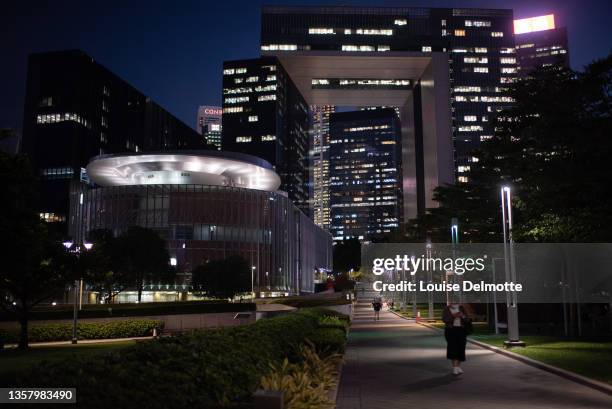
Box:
(0, 312, 256, 332)
(322, 304, 354, 320)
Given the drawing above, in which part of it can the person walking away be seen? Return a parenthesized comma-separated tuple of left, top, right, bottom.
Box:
(372, 299, 382, 321)
(442, 303, 468, 375)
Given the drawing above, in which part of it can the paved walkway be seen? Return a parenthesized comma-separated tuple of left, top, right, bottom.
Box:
(337, 290, 612, 409)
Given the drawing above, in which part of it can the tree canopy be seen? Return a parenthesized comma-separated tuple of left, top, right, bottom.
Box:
(406, 54, 612, 243)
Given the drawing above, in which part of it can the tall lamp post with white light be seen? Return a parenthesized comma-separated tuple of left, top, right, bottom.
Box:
(251, 266, 256, 299)
(63, 241, 93, 344)
(500, 186, 525, 347)
(426, 239, 434, 319)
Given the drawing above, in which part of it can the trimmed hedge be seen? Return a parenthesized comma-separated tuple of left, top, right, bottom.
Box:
(14, 309, 347, 408)
(0, 301, 255, 321)
(309, 327, 348, 354)
(0, 319, 163, 344)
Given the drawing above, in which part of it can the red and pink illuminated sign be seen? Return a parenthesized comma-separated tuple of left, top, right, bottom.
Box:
(514, 14, 556, 35)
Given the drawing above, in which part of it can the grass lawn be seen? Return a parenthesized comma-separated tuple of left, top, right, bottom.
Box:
(0, 340, 137, 385)
(428, 321, 612, 385)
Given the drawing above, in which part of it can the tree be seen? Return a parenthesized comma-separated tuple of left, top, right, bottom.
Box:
(191, 255, 250, 299)
(405, 54, 612, 243)
(333, 238, 361, 273)
(114, 226, 174, 302)
(84, 229, 130, 303)
(0, 152, 73, 348)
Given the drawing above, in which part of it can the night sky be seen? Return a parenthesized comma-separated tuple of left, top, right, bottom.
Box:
(3, 0, 611, 133)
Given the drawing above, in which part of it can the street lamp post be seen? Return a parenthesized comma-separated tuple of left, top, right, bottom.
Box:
(426, 240, 434, 320)
(450, 218, 460, 304)
(63, 241, 93, 344)
(251, 266, 256, 299)
(500, 186, 525, 347)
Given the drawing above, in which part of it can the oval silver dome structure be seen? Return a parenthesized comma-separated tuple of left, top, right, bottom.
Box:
(86, 150, 281, 191)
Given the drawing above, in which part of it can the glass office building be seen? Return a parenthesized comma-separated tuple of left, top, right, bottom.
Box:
(329, 108, 402, 242)
(70, 151, 332, 296)
(261, 5, 517, 183)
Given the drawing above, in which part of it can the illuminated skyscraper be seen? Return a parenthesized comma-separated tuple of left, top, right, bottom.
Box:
(311, 105, 335, 229)
(197, 106, 222, 149)
(329, 108, 402, 242)
(514, 15, 570, 77)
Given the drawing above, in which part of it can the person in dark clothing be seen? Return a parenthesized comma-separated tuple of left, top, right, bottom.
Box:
(372, 299, 382, 321)
(442, 303, 468, 375)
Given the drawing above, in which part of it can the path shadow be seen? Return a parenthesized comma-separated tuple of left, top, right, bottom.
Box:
(401, 373, 459, 392)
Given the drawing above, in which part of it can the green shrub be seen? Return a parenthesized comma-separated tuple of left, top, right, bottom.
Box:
(308, 327, 348, 354)
(0, 301, 254, 321)
(260, 342, 341, 409)
(318, 315, 349, 334)
(16, 309, 344, 409)
(0, 320, 163, 343)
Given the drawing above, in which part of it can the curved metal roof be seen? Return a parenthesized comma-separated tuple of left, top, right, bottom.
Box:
(86, 150, 281, 191)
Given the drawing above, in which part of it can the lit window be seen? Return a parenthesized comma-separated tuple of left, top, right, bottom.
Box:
(464, 57, 488, 64)
(458, 176, 469, 183)
(394, 19, 407, 26)
(246, 76, 259, 82)
(309, 28, 335, 35)
(464, 115, 477, 122)
(223, 68, 235, 75)
(258, 94, 276, 102)
(248, 115, 258, 122)
(342, 45, 375, 52)
(355, 28, 393, 36)
(377, 45, 390, 52)
(465, 20, 491, 27)
(500, 57, 516, 64)
(474, 47, 488, 53)
(480, 135, 493, 141)
(235, 68, 247, 74)
(474, 67, 489, 73)
(223, 106, 243, 113)
(266, 75, 276, 82)
(458, 165, 471, 172)
(261, 44, 298, 51)
(224, 96, 249, 104)
(261, 134, 276, 141)
(454, 29, 466, 37)
(236, 136, 252, 143)
(502, 67, 517, 74)
(491, 31, 504, 37)
(422, 46, 432, 52)
(344, 29, 352, 34)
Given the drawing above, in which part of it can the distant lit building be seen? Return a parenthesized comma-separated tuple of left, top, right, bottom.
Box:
(221, 56, 310, 215)
(311, 105, 335, 229)
(514, 15, 570, 77)
(329, 108, 402, 242)
(21, 50, 207, 227)
(197, 106, 222, 149)
(70, 150, 332, 297)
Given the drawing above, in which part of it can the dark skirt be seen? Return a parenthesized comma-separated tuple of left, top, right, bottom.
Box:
(445, 327, 467, 361)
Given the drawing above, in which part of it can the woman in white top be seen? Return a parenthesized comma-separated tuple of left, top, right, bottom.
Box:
(442, 303, 468, 375)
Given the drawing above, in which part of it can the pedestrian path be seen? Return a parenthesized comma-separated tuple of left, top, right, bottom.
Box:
(337, 286, 612, 409)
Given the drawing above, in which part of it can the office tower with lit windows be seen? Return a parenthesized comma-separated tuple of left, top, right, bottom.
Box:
(513, 15, 569, 77)
(221, 56, 310, 214)
(311, 105, 335, 229)
(21, 50, 206, 227)
(261, 5, 517, 184)
(329, 108, 402, 242)
(196, 105, 222, 149)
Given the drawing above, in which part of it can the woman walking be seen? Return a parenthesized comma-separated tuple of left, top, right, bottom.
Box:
(442, 303, 468, 375)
